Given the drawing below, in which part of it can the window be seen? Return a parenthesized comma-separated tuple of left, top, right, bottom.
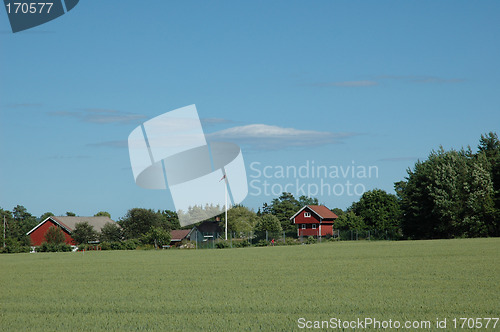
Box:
(312, 224, 317, 229)
(304, 212, 311, 217)
(302, 224, 306, 229)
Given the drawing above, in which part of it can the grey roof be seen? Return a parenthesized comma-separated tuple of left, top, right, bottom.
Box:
(27, 216, 118, 236)
(50, 216, 116, 232)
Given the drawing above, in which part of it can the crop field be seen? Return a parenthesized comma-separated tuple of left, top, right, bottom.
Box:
(0, 238, 499, 331)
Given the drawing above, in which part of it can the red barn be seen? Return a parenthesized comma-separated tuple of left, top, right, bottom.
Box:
(26, 216, 115, 246)
(290, 205, 338, 237)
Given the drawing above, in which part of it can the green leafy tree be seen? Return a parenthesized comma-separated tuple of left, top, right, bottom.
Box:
(94, 211, 111, 218)
(119, 208, 166, 239)
(223, 205, 258, 235)
(334, 211, 365, 230)
(350, 189, 401, 231)
(100, 223, 123, 242)
(11, 205, 37, 245)
(145, 226, 171, 248)
(254, 214, 282, 235)
(39, 212, 54, 221)
(44, 226, 66, 244)
(478, 132, 500, 235)
(331, 208, 345, 217)
(262, 192, 301, 233)
(159, 209, 181, 230)
(66, 212, 76, 216)
(72, 222, 98, 244)
(398, 147, 495, 239)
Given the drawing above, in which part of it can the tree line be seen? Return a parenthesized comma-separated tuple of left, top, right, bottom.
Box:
(1, 132, 498, 252)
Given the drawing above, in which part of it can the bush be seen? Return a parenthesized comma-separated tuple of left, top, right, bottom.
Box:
(255, 240, 269, 247)
(100, 242, 111, 250)
(215, 240, 230, 249)
(0, 244, 30, 254)
(111, 241, 125, 250)
(285, 238, 300, 246)
(123, 239, 139, 250)
(38, 242, 72, 252)
(306, 236, 317, 245)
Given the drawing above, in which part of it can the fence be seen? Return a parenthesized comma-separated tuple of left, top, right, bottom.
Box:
(180, 228, 401, 249)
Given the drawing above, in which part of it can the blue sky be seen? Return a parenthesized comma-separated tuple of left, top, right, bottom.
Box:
(1, 1, 499, 220)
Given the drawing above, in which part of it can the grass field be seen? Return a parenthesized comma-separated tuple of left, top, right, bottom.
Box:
(1, 238, 499, 331)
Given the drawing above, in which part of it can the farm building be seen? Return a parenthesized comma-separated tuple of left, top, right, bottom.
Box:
(26, 216, 116, 246)
(170, 229, 197, 246)
(290, 205, 338, 237)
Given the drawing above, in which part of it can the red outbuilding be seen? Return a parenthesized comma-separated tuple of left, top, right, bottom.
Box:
(26, 216, 115, 246)
(290, 205, 338, 237)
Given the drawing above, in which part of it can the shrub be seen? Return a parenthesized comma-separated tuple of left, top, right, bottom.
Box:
(306, 236, 317, 244)
(123, 239, 139, 250)
(215, 240, 230, 249)
(100, 242, 111, 250)
(255, 240, 269, 247)
(38, 243, 72, 252)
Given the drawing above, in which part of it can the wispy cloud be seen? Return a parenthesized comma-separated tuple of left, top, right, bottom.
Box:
(49, 108, 146, 125)
(207, 124, 357, 150)
(376, 75, 465, 84)
(309, 80, 378, 87)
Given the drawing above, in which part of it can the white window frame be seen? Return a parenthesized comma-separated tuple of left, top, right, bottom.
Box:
(302, 224, 306, 229)
(304, 212, 311, 217)
(312, 224, 317, 229)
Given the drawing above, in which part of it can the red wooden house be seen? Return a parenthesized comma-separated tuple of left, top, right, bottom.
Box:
(26, 216, 115, 246)
(290, 205, 338, 237)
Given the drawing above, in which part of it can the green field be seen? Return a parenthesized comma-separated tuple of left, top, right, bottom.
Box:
(1, 238, 499, 331)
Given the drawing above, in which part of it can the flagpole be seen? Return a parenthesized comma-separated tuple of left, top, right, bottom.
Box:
(225, 177, 228, 241)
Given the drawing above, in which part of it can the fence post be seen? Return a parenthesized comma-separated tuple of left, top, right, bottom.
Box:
(266, 230, 268, 242)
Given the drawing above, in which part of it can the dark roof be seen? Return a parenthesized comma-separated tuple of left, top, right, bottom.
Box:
(290, 205, 338, 220)
(196, 220, 222, 233)
(307, 205, 338, 219)
(27, 216, 116, 235)
(170, 229, 191, 241)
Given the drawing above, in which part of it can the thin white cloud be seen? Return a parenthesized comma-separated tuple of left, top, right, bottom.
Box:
(207, 124, 357, 150)
(376, 75, 465, 84)
(49, 108, 146, 124)
(310, 80, 378, 87)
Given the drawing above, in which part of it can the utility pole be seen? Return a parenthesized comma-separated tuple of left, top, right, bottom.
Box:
(3, 215, 6, 248)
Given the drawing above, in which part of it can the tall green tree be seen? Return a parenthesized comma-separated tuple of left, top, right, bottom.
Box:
(261, 192, 301, 233)
(334, 211, 365, 230)
(398, 147, 495, 239)
(350, 189, 401, 231)
(94, 211, 111, 218)
(100, 223, 123, 242)
(144, 226, 171, 249)
(478, 132, 500, 235)
(119, 208, 167, 239)
(222, 205, 258, 235)
(254, 214, 282, 236)
(72, 222, 98, 244)
(44, 226, 66, 244)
